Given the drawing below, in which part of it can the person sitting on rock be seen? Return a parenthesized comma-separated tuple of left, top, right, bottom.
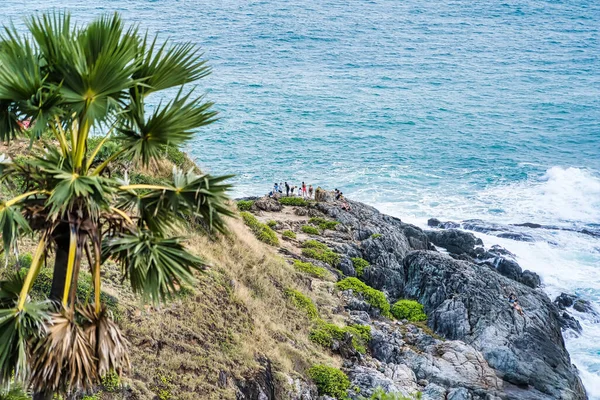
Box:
(508, 293, 524, 316)
(335, 189, 341, 200)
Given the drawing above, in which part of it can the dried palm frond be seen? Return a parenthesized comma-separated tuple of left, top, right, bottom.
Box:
(29, 310, 98, 394)
(79, 304, 130, 377)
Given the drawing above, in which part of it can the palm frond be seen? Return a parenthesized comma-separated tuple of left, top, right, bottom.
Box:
(29, 310, 97, 394)
(102, 230, 204, 303)
(80, 304, 129, 377)
(118, 168, 233, 234)
(0, 301, 49, 386)
(118, 88, 217, 166)
(0, 272, 24, 309)
(133, 33, 210, 96)
(0, 202, 31, 256)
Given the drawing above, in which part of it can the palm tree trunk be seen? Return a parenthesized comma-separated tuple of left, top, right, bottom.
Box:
(34, 224, 72, 400)
(50, 223, 71, 301)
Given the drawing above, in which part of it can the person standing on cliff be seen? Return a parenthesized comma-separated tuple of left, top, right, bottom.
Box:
(285, 182, 290, 196)
(302, 181, 307, 198)
(308, 184, 314, 199)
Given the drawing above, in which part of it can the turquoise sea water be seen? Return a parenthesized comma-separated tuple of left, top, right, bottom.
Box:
(6, 0, 600, 396)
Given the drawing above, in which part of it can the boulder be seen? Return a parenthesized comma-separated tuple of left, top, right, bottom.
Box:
(425, 229, 483, 257)
(253, 196, 283, 212)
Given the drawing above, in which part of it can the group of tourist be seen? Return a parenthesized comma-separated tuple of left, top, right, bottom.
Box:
(270, 181, 315, 198)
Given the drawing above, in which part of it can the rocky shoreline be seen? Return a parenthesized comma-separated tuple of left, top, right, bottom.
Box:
(237, 194, 593, 400)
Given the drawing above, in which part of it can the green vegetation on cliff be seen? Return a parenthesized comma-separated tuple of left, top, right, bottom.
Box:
(293, 260, 329, 279)
(240, 212, 280, 246)
(301, 240, 340, 267)
(336, 278, 391, 317)
(308, 364, 350, 399)
(391, 300, 427, 322)
(351, 257, 370, 277)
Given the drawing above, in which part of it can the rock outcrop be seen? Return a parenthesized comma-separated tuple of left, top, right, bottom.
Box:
(313, 199, 587, 400)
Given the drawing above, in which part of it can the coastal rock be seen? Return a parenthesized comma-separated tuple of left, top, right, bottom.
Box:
(403, 251, 585, 399)
(254, 196, 283, 212)
(346, 365, 404, 398)
(317, 200, 431, 299)
(425, 229, 483, 257)
(425, 227, 541, 288)
(236, 358, 276, 400)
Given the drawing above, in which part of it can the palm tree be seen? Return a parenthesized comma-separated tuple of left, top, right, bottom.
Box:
(0, 12, 233, 399)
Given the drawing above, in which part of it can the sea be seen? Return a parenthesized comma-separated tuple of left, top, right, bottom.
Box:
(7, 0, 600, 397)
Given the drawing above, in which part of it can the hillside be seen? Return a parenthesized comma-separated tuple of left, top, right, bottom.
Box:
(1, 142, 587, 400)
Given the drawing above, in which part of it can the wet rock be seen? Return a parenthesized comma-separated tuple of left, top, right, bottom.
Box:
(573, 298, 596, 314)
(559, 312, 583, 334)
(520, 270, 541, 289)
(496, 232, 536, 242)
(555, 293, 577, 309)
(425, 229, 483, 257)
(494, 258, 522, 282)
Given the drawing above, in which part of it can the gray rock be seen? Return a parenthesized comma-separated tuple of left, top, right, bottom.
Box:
(422, 383, 447, 400)
(425, 229, 483, 257)
(346, 365, 402, 398)
(447, 387, 471, 400)
(403, 251, 585, 399)
(339, 257, 356, 277)
(520, 270, 541, 289)
(253, 196, 283, 212)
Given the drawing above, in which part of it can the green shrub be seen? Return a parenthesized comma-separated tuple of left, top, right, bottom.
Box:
(351, 257, 370, 277)
(282, 230, 297, 239)
(279, 197, 308, 206)
(240, 211, 280, 246)
(336, 278, 391, 317)
(102, 370, 121, 392)
(391, 300, 427, 322)
(87, 136, 124, 164)
(309, 217, 340, 231)
(301, 225, 321, 235)
(369, 387, 422, 400)
(308, 365, 350, 399)
(267, 220, 277, 228)
(0, 383, 29, 400)
(302, 239, 328, 250)
(164, 146, 186, 167)
(309, 321, 371, 354)
(285, 289, 318, 319)
(17, 253, 33, 269)
(240, 211, 259, 227)
(82, 396, 99, 400)
(129, 172, 168, 185)
(293, 260, 328, 279)
(371, 233, 383, 239)
(301, 240, 340, 267)
(236, 200, 254, 211)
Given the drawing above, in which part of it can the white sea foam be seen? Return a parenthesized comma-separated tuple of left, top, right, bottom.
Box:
(372, 167, 600, 398)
